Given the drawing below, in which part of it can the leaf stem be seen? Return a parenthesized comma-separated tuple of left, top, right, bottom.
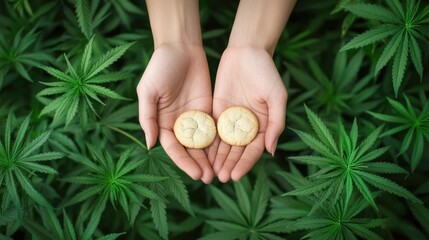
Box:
(106, 125, 147, 150)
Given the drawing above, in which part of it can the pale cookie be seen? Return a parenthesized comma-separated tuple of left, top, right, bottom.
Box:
(217, 106, 259, 146)
(174, 110, 216, 149)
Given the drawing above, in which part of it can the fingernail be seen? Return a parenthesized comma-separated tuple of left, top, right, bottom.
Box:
(272, 138, 279, 156)
(218, 170, 229, 183)
(231, 171, 240, 182)
(145, 133, 151, 150)
(202, 170, 214, 184)
(203, 177, 213, 185)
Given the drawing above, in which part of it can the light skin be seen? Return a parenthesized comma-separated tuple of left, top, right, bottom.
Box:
(138, 0, 296, 183)
(137, 0, 214, 183)
(209, 0, 296, 182)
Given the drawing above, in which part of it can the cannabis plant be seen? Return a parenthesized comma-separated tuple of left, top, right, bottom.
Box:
(17, 207, 125, 240)
(276, 169, 385, 240)
(283, 106, 421, 212)
(295, 196, 384, 240)
(1, 0, 428, 239)
(0, 28, 52, 86)
(139, 147, 195, 239)
(62, 146, 165, 239)
(200, 171, 288, 240)
(341, 0, 429, 95)
(38, 37, 134, 126)
(0, 113, 64, 215)
(369, 94, 429, 171)
(287, 51, 379, 117)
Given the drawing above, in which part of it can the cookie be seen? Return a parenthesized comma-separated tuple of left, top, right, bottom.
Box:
(174, 110, 216, 149)
(217, 106, 259, 146)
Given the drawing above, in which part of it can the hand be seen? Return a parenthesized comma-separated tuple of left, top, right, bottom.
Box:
(137, 44, 214, 184)
(208, 47, 287, 182)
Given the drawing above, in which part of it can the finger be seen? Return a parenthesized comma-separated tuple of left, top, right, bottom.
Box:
(230, 134, 265, 181)
(218, 146, 244, 183)
(212, 141, 231, 175)
(265, 89, 287, 155)
(187, 149, 214, 184)
(137, 83, 159, 150)
(159, 130, 202, 180)
(207, 136, 220, 166)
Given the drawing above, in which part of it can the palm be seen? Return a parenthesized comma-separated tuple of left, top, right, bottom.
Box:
(209, 48, 287, 182)
(137, 45, 214, 183)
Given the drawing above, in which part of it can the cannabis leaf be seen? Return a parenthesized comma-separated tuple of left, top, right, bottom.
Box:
(108, 0, 146, 29)
(38, 37, 134, 125)
(0, 113, 64, 215)
(368, 94, 429, 171)
(0, 207, 18, 238)
(75, 0, 92, 40)
(291, 194, 384, 240)
(140, 147, 194, 240)
(276, 167, 385, 239)
(287, 50, 380, 116)
(9, 0, 33, 16)
(23, 207, 126, 240)
(0, 27, 52, 86)
(62, 146, 165, 239)
(408, 201, 429, 236)
(92, 101, 141, 143)
(341, 0, 429, 95)
(277, 29, 318, 61)
(200, 171, 287, 240)
(132, 211, 164, 240)
(282, 106, 421, 212)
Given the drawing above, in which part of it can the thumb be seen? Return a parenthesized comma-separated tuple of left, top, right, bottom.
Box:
(265, 89, 287, 155)
(137, 84, 159, 150)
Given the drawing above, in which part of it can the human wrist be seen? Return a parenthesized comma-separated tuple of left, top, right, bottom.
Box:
(226, 42, 274, 56)
(223, 45, 272, 58)
(146, 0, 202, 49)
(228, 0, 296, 55)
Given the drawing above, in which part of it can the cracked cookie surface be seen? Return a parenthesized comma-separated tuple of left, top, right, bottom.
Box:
(217, 106, 259, 146)
(174, 110, 216, 149)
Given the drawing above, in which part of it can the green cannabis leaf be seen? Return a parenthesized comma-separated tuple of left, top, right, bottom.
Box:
(0, 113, 64, 215)
(287, 51, 379, 116)
(283, 106, 421, 212)
(130, 213, 162, 240)
(93, 101, 141, 142)
(38, 37, 134, 126)
(0, 28, 52, 85)
(291, 194, 384, 240)
(341, 0, 429, 96)
(140, 147, 194, 240)
(408, 201, 429, 236)
(277, 29, 318, 61)
(276, 166, 385, 239)
(108, 0, 146, 29)
(9, 0, 33, 16)
(2, 0, 429, 239)
(62, 146, 165, 239)
(24, 207, 126, 240)
(75, 0, 92, 40)
(201, 171, 287, 240)
(368, 94, 429, 171)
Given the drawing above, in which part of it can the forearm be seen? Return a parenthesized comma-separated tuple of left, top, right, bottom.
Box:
(228, 0, 297, 55)
(145, 0, 202, 48)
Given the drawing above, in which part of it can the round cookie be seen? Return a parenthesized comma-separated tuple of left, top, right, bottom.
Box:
(217, 106, 259, 146)
(174, 110, 216, 149)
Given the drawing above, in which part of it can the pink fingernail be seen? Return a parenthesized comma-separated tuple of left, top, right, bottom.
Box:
(272, 139, 279, 156)
(145, 133, 151, 150)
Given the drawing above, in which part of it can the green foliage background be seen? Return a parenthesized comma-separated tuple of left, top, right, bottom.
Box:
(1, 0, 429, 239)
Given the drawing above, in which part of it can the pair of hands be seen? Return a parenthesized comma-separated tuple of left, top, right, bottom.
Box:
(137, 44, 287, 184)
